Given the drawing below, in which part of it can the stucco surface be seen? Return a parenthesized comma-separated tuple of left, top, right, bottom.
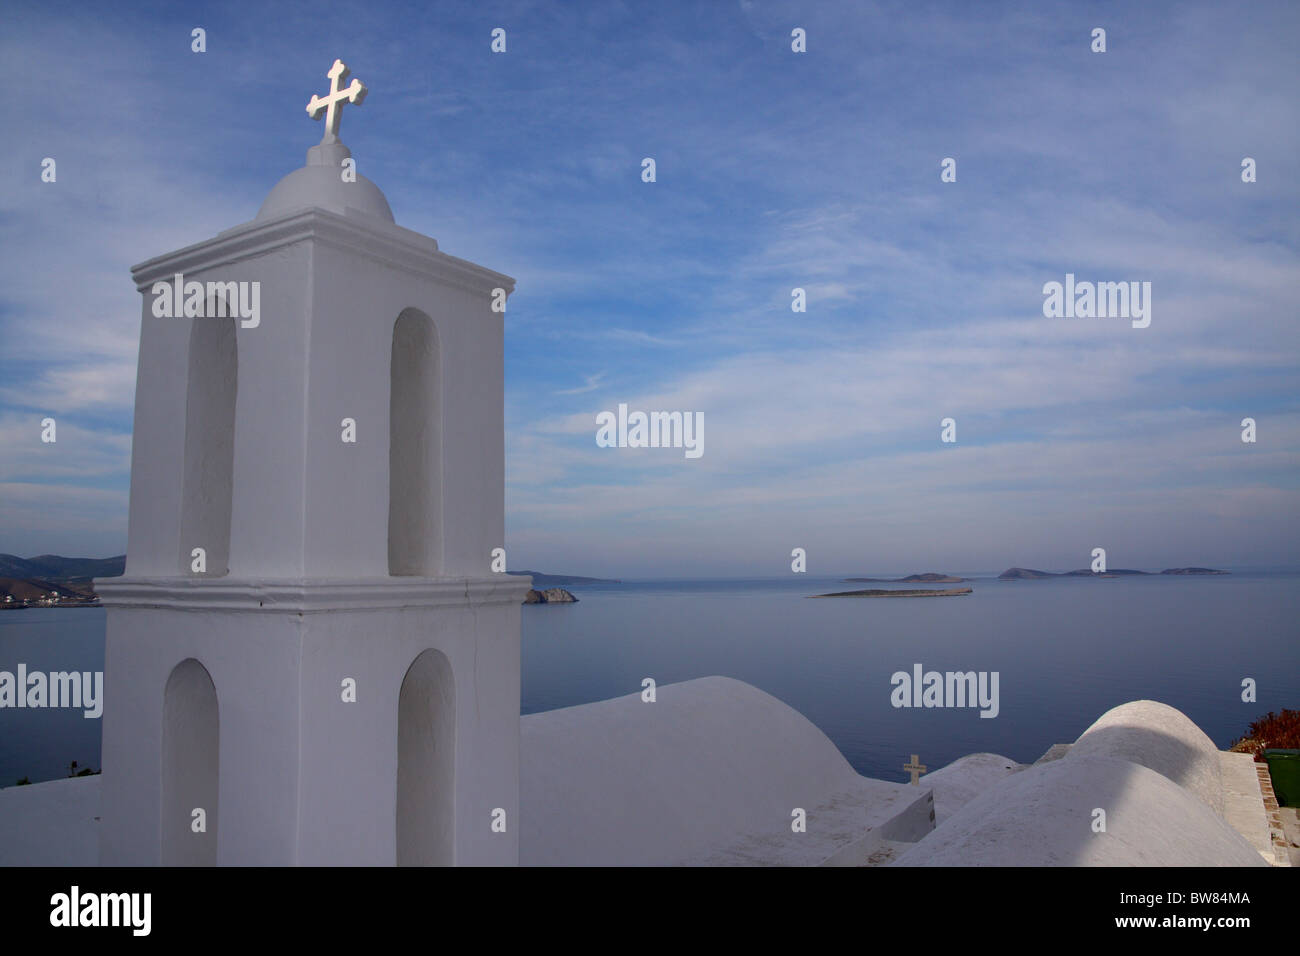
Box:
(0, 776, 100, 866)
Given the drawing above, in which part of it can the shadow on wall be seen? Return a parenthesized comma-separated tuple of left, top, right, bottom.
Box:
(162, 658, 219, 866)
(388, 308, 440, 578)
(396, 647, 454, 866)
(1067, 701, 1225, 814)
(179, 301, 236, 577)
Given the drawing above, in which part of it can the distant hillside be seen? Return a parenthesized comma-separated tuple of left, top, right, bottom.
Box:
(507, 570, 620, 587)
(0, 577, 88, 600)
(0, 554, 125, 580)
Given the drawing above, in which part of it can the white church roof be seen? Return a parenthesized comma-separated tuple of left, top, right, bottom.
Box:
(520, 676, 934, 866)
(893, 753, 1265, 866)
(0, 689, 1280, 867)
(916, 752, 1026, 824)
(894, 698, 1270, 867)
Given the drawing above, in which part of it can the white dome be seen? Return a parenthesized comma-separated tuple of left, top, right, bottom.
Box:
(257, 141, 394, 223)
(1068, 699, 1225, 814)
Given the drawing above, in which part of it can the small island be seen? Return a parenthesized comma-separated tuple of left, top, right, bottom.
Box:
(999, 566, 1228, 580)
(842, 572, 966, 583)
(511, 569, 620, 605)
(810, 587, 972, 598)
(524, 588, 579, 604)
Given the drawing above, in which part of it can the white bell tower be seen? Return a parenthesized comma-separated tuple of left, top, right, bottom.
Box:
(96, 59, 529, 865)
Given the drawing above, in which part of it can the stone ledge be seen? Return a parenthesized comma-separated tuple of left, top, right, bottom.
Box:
(1254, 762, 1292, 866)
(1221, 751, 1280, 865)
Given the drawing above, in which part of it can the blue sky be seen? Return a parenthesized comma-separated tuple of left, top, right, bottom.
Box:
(2, 0, 1297, 576)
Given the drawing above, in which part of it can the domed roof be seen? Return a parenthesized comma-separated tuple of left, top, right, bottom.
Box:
(1068, 699, 1225, 814)
(894, 755, 1264, 867)
(257, 141, 393, 223)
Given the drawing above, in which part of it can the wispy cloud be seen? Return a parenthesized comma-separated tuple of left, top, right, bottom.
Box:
(555, 372, 607, 395)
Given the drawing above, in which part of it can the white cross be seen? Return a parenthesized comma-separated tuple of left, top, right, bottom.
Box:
(306, 59, 367, 143)
(904, 754, 927, 785)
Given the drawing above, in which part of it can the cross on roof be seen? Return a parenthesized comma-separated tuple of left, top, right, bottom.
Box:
(904, 754, 927, 785)
(306, 59, 367, 144)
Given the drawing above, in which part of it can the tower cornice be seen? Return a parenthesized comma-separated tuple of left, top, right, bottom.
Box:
(95, 575, 534, 613)
(130, 207, 515, 300)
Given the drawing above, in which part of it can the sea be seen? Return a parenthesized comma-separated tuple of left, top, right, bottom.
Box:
(3, 569, 1298, 787)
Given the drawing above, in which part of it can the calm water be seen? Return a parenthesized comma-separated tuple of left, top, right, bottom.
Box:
(0, 608, 105, 786)
(3, 571, 1298, 786)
